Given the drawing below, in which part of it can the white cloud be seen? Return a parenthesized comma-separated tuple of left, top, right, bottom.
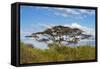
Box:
(34, 6, 95, 19)
(54, 12, 68, 17)
(52, 8, 95, 19)
(53, 8, 81, 17)
(79, 9, 95, 15)
(71, 23, 82, 28)
(54, 8, 80, 15)
(65, 8, 80, 15)
(39, 24, 55, 29)
(64, 23, 83, 28)
(64, 23, 95, 36)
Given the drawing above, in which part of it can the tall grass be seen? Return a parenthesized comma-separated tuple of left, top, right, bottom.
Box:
(20, 42, 95, 64)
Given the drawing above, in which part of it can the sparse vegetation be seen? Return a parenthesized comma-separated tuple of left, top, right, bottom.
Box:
(20, 42, 95, 64)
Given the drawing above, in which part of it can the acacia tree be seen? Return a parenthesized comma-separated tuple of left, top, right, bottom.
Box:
(26, 25, 92, 46)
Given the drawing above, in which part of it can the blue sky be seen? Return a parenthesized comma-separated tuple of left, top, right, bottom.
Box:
(20, 5, 95, 48)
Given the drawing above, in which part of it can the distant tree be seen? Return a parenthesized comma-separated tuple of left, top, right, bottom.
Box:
(26, 25, 92, 46)
(26, 44, 34, 48)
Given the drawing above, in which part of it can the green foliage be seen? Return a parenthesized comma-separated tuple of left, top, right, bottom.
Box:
(20, 42, 95, 64)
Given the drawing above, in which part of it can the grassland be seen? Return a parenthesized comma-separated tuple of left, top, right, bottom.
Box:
(20, 42, 95, 64)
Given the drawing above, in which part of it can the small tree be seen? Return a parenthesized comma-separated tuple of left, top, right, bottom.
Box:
(26, 25, 92, 46)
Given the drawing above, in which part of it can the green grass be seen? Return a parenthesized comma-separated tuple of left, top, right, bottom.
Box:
(20, 42, 95, 64)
